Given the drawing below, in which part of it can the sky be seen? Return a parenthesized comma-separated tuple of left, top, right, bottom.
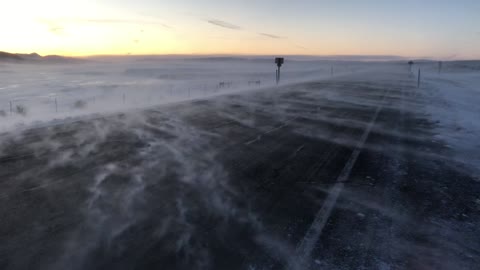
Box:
(1, 0, 479, 59)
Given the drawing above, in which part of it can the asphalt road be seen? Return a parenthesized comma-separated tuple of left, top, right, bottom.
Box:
(0, 66, 479, 270)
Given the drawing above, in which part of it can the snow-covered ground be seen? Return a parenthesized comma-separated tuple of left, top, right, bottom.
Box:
(0, 58, 364, 132)
(420, 62, 480, 175)
(1, 58, 478, 171)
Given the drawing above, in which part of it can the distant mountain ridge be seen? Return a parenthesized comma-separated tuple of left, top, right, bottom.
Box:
(0, 51, 81, 63)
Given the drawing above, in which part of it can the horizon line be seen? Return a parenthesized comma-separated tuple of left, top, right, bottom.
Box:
(2, 51, 479, 61)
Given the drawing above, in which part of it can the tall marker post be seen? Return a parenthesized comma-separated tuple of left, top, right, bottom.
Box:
(417, 69, 421, 88)
(275, 57, 284, 85)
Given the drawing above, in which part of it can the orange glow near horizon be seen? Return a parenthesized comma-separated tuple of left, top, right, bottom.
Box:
(1, 0, 479, 59)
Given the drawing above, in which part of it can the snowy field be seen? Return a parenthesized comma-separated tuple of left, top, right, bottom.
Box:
(0, 58, 479, 270)
(421, 62, 480, 175)
(0, 58, 366, 132)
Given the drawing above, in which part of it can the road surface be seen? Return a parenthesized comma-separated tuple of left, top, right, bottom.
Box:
(1, 66, 479, 270)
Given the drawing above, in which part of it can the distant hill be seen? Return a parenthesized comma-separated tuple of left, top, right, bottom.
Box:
(0, 51, 83, 63)
(0, 51, 23, 61)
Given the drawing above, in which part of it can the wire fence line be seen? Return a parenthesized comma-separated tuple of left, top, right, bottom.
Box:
(0, 80, 266, 118)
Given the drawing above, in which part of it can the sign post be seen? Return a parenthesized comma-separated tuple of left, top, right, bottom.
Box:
(408, 61, 414, 72)
(275, 57, 284, 85)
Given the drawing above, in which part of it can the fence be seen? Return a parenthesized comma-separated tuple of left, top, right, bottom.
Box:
(0, 80, 266, 120)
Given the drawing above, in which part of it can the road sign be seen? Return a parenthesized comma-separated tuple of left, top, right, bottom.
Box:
(275, 57, 285, 84)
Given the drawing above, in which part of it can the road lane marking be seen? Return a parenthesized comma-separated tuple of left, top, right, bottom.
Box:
(290, 91, 388, 269)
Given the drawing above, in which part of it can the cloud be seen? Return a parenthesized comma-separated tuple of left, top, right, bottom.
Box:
(83, 19, 172, 29)
(207, 19, 242, 30)
(259, 33, 284, 39)
(38, 17, 172, 30)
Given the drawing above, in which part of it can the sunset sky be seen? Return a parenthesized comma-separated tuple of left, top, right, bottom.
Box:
(2, 0, 479, 59)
